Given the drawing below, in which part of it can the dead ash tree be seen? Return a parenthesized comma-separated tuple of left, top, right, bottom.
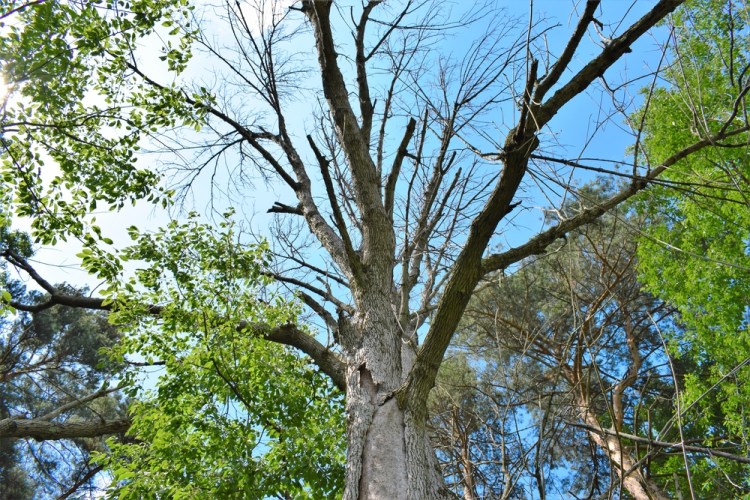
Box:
(4, 0, 750, 498)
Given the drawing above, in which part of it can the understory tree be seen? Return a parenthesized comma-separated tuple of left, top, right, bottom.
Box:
(1, 0, 749, 498)
(1, 220, 126, 498)
(432, 186, 750, 498)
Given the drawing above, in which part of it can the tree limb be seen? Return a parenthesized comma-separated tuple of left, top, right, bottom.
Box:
(262, 323, 346, 392)
(3, 254, 346, 390)
(39, 386, 121, 422)
(354, 1, 380, 144)
(304, 0, 394, 278)
(481, 125, 750, 276)
(57, 464, 105, 500)
(268, 202, 303, 215)
(536, 0, 684, 128)
(385, 117, 417, 220)
(0, 417, 131, 440)
(533, 0, 600, 102)
(307, 134, 363, 278)
(567, 421, 750, 465)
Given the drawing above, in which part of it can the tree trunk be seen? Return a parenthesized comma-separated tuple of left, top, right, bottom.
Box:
(344, 374, 448, 499)
(342, 310, 450, 499)
(577, 401, 668, 500)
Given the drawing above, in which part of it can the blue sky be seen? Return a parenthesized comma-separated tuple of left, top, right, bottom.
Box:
(7, 1, 674, 295)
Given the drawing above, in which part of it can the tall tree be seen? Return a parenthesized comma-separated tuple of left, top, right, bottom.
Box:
(1, 0, 748, 497)
(636, 0, 750, 495)
(438, 187, 750, 498)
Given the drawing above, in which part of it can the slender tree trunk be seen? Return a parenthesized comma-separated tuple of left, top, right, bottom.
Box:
(459, 432, 478, 500)
(576, 399, 669, 500)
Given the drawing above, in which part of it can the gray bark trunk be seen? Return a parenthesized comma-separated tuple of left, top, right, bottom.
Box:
(344, 381, 448, 499)
(342, 315, 449, 499)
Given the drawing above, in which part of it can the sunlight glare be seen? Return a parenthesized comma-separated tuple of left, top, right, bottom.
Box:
(0, 75, 10, 104)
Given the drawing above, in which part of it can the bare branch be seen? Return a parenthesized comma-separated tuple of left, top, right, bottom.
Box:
(568, 421, 750, 465)
(39, 386, 121, 422)
(482, 125, 750, 276)
(384, 117, 417, 220)
(304, 1, 394, 275)
(296, 290, 338, 333)
(536, 0, 684, 128)
(533, 0, 600, 102)
(0, 417, 131, 440)
(354, 1, 380, 144)
(266, 270, 353, 314)
(267, 201, 303, 215)
(57, 464, 106, 500)
(307, 134, 363, 278)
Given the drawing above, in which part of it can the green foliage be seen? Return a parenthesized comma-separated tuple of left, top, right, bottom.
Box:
(637, 0, 750, 341)
(103, 342, 344, 499)
(636, 0, 750, 494)
(0, 0, 198, 250)
(1, 2, 346, 488)
(95, 213, 345, 498)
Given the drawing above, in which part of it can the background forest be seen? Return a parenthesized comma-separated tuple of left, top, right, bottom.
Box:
(1, 0, 749, 498)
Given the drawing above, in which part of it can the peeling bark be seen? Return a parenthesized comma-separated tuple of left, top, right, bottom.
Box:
(360, 398, 407, 498)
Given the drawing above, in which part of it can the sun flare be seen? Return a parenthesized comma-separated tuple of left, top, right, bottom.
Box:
(0, 76, 10, 104)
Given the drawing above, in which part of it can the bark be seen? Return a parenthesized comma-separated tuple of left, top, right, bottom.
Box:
(339, 282, 452, 498)
(0, 417, 131, 440)
(578, 410, 669, 500)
